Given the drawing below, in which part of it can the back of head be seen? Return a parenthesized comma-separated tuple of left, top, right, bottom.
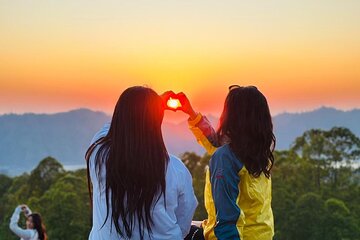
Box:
(90, 86, 169, 238)
(217, 86, 275, 178)
(109, 86, 165, 142)
(29, 213, 47, 240)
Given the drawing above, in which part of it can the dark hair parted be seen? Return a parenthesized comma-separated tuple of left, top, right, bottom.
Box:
(217, 86, 276, 178)
(28, 213, 47, 240)
(86, 86, 169, 239)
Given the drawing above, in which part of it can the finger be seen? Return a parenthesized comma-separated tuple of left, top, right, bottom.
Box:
(176, 92, 186, 97)
(161, 91, 176, 99)
(177, 106, 184, 112)
(176, 92, 185, 99)
(164, 107, 177, 112)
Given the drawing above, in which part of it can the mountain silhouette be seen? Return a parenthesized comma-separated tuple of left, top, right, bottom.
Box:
(1, 107, 359, 176)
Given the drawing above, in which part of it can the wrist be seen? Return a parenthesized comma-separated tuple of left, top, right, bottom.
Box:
(188, 109, 198, 121)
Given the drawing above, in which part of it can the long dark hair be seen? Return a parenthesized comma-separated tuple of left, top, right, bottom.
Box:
(86, 86, 169, 239)
(217, 86, 275, 178)
(29, 213, 47, 240)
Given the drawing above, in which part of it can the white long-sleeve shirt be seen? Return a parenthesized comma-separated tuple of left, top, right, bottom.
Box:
(9, 206, 39, 240)
(88, 123, 198, 240)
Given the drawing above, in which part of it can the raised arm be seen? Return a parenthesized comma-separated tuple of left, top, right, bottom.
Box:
(176, 92, 220, 155)
(188, 113, 219, 155)
(9, 205, 35, 239)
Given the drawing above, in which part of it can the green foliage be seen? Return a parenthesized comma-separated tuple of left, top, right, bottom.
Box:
(292, 127, 360, 189)
(0, 174, 12, 196)
(322, 198, 360, 240)
(289, 193, 325, 240)
(27, 157, 65, 198)
(273, 127, 360, 239)
(37, 173, 91, 239)
(0, 157, 90, 240)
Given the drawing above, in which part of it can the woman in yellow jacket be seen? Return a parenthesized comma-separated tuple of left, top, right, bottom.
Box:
(179, 85, 275, 240)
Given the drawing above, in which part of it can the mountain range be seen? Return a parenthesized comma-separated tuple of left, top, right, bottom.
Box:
(1, 107, 359, 176)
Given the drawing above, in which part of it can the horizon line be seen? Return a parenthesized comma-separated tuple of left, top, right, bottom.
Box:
(1, 105, 359, 118)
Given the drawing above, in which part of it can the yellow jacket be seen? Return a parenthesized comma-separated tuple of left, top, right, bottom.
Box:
(188, 113, 274, 240)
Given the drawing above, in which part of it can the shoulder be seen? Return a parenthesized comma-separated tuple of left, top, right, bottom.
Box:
(213, 144, 231, 157)
(90, 123, 110, 144)
(166, 154, 194, 192)
(167, 154, 194, 181)
(210, 144, 243, 172)
(168, 154, 189, 174)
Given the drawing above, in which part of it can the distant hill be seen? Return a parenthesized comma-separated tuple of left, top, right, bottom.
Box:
(1, 107, 359, 176)
(273, 107, 360, 149)
(0, 109, 110, 176)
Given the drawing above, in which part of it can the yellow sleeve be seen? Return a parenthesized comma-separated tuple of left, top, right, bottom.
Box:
(188, 113, 218, 155)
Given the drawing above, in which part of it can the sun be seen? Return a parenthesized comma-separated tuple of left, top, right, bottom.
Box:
(167, 98, 182, 109)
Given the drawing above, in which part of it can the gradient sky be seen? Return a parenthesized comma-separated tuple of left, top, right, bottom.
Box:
(1, 1, 359, 122)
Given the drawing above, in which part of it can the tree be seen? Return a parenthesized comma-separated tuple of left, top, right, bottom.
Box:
(0, 157, 89, 240)
(322, 198, 360, 240)
(0, 174, 12, 197)
(288, 193, 325, 240)
(291, 127, 360, 190)
(27, 157, 65, 198)
(0, 175, 16, 240)
(273, 127, 360, 239)
(34, 173, 91, 240)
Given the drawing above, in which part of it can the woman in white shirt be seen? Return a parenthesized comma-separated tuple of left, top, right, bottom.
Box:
(85, 86, 198, 240)
(9, 204, 47, 240)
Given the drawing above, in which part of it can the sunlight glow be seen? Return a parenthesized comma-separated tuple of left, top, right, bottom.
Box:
(167, 98, 182, 109)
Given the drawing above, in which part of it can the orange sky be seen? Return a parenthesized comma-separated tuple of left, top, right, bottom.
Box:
(1, 1, 359, 122)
